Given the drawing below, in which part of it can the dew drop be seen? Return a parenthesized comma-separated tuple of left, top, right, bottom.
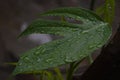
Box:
(27, 65, 31, 69)
(45, 58, 53, 64)
(41, 30, 45, 33)
(79, 55, 84, 59)
(65, 56, 73, 62)
(37, 58, 41, 62)
(41, 48, 45, 53)
(23, 56, 31, 63)
(67, 39, 71, 42)
(109, 6, 112, 9)
(19, 68, 23, 72)
(46, 59, 52, 63)
(72, 29, 78, 32)
(60, 55, 64, 58)
(35, 48, 45, 55)
(34, 51, 39, 55)
(18, 63, 22, 66)
(96, 44, 102, 48)
(24, 57, 29, 60)
(85, 19, 89, 22)
(89, 45, 95, 49)
(107, 4, 112, 10)
(96, 28, 102, 33)
(82, 30, 88, 34)
(65, 58, 72, 62)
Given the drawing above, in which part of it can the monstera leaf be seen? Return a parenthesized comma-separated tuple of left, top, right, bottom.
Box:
(13, 7, 111, 75)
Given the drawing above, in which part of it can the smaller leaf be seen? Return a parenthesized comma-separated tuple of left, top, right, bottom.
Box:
(104, 0, 115, 24)
(54, 68, 64, 80)
(43, 71, 54, 80)
(40, 7, 103, 22)
(13, 7, 111, 75)
(19, 19, 82, 37)
(95, 0, 115, 24)
(95, 5, 105, 16)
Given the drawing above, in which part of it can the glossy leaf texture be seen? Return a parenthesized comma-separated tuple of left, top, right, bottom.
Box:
(13, 7, 111, 75)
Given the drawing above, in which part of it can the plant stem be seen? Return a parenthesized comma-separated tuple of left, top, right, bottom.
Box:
(40, 71, 44, 80)
(61, 16, 66, 22)
(44, 71, 54, 80)
(66, 59, 84, 80)
(88, 54, 93, 64)
(90, 0, 96, 10)
(66, 62, 75, 80)
(54, 67, 64, 80)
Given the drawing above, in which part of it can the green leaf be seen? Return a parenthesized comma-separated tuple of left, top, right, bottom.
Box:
(104, 0, 115, 24)
(95, 0, 115, 24)
(40, 7, 103, 22)
(42, 70, 54, 80)
(19, 19, 83, 37)
(95, 5, 105, 16)
(54, 68, 64, 80)
(13, 7, 111, 75)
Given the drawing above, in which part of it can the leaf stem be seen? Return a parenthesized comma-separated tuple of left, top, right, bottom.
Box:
(66, 62, 75, 80)
(88, 54, 93, 64)
(66, 59, 84, 80)
(90, 0, 96, 11)
(40, 71, 44, 80)
(61, 16, 66, 22)
(54, 67, 64, 80)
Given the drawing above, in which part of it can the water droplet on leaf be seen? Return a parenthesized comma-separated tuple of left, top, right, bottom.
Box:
(18, 63, 22, 66)
(34, 51, 39, 55)
(89, 45, 95, 49)
(41, 48, 45, 53)
(19, 68, 23, 72)
(24, 57, 29, 60)
(96, 44, 102, 48)
(46, 59, 52, 63)
(82, 30, 88, 34)
(65, 56, 73, 62)
(37, 58, 41, 62)
(41, 31, 45, 33)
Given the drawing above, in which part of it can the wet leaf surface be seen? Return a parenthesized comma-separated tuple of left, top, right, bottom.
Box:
(13, 7, 111, 75)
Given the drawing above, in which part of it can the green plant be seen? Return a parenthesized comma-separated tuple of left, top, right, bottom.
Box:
(96, 0, 115, 24)
(12, 1, 115, 79)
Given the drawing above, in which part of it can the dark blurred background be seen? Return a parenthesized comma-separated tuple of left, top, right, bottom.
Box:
(0, 0, 120, 80)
